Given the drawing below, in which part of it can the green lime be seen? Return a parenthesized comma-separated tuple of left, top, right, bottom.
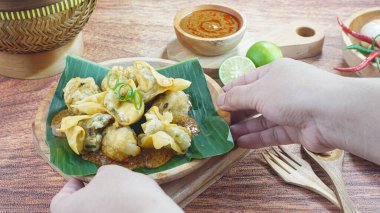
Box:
(219, 56, 256, 85)
(246, 41, 283, 67)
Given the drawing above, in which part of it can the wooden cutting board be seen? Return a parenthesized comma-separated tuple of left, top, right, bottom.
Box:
(165, 20, 325, 77)
(32, 57, 250, 208)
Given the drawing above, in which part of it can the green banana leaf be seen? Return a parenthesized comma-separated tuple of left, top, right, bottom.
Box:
(46, 55, 234, 176)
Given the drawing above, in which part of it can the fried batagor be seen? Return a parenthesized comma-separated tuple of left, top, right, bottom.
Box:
(102, 123, 141, 161)
(133, 61, 191, 102)
(63, 77, 100, 113)
(153, 91, 199, 135)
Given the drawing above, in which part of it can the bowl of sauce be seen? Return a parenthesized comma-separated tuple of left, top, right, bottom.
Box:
(174, 4, 247, 56)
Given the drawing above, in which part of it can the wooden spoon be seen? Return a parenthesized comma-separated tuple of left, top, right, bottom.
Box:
(303, 148, 358, 213)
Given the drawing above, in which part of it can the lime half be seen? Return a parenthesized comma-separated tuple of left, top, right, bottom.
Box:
(219, 56, 256, 85)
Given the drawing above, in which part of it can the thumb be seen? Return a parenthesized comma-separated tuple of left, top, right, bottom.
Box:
(217, 84, 258, 111)
(50, 179, 84, 210)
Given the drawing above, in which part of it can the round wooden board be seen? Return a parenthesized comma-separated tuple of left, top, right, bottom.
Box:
(32, 57, 230, 184)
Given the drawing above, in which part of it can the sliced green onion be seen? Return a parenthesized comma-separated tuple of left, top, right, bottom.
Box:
(133, 89, 143, 110)
(121, 89, 134, 102)
(107, 73, 120, 90)
(106, 72, 143, 109)
(113, 82, 127, 92)
(115, 83, 134, 102)
(114, 83, 127, 100)
(114, 82, 125, 93)
(123, 84, 134, 101)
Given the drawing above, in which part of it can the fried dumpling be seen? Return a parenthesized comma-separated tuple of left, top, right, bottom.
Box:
(152, 91, 191, 117)
(101, 66, 136, 91)
(63, 77, 100, 111)
(163, 124, 192, 152)
(81, 114, 113, 152)
(153, 91, 199, 135)
(57, 115, 93, 155)
(56, 113, 113, 154)
(133, 61, 191, 102)
(102, 123, 141, 161)
(139, 106, 191, 154)
(103, 80, 144, 126)
(70, 92, 108, 115)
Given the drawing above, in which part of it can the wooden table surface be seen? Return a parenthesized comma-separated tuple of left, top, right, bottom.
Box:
(1, 0, 380, 212)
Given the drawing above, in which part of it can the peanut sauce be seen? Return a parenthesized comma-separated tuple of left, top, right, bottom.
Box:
(180, 9, 240, 38)
(51, 109, 74, 137)
(82, 148, 174, 170)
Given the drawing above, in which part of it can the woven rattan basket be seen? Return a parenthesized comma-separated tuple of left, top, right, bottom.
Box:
(0, 0, 96, 54)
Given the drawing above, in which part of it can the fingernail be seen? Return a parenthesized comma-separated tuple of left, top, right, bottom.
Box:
(229, 125, 240, 141)
(230, 124, 237, 133)
(217, 94, 225, 106)
(66, 179, 84, 190)
(97, 165, 105, 173)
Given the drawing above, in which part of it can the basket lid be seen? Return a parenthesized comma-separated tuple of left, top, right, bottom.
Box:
(0, 0, 63, 11)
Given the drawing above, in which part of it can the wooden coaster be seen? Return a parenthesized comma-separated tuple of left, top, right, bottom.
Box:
(0, 33, 84, 79)
(166, 20, 325, 74)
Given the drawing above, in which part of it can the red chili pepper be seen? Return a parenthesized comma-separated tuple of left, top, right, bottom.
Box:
(337, 17, 380, 48)
(335, 51, 380, 72)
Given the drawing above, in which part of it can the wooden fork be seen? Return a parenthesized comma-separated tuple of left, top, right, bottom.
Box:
(262, 146, 340, 207)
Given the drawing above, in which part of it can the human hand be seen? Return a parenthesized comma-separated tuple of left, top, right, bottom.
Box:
(217, 57, 380, 165)
(51, 165, 182, 213)
(217, 58, 343, 153)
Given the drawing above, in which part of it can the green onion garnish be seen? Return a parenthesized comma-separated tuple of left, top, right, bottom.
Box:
(107, 73, 120, 90)
(133, 90, 143, 110)
(115, 83, 134, 102)
(106, 73, 143, 110)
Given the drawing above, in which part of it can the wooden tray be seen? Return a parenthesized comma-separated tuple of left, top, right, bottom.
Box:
(166, 20, 325, 75)
(32, 57, 250, 207)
